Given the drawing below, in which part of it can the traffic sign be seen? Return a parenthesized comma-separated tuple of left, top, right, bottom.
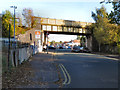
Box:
(35, 31, 41, 39)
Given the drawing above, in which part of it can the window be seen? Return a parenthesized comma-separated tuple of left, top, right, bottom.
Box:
(75, 28, 78, 32)
(64, 27, 67, 32)
(47, 25, 51, 31)
(30, 33, 32, 41)
(42, 25, 47, 30)
(79, 28, 82, 33)
(53, 26, 57, 31)
(71, 28, 73, 32)
(58, 26, 62, 31)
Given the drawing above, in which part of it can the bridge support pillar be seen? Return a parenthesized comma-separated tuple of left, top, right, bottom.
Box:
(85, 37, 87, 48)
(44, 32, 47, 45)
(86, 35, 92, 51)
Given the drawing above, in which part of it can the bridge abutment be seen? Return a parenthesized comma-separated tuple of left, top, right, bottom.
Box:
(86, 35, 92, 51)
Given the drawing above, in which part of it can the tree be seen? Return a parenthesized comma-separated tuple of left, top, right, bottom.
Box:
(22, 8, 37, 29)
(2, 10, 28, 37)
(77, 35, 81, 40)
(22, 8, 33, 28)
(100, 0, 120, 53)
(59, 41, 62, 44)
(100, 0, 120, 25)
(17, 14, 23, 27)
(50, 40, 55, 45)
(105, 24, 118, 44)
(108, 2, 120, 25)
(117, 26, 120, 54)
(80, 36, 86, 47)
(31, 16, 38, 28)
(2, 10, 14, 37)
(92, 6, 109, 51)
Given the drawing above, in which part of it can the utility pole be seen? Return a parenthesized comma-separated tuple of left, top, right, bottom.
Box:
(47, 32, 49, 54)
(8, 24, 11, 71)
(10, 6, 17, 42)
(10, 6, 17, 67)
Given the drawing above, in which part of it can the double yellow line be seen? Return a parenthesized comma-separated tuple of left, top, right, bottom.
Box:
(51, 52, 71, 85)
(59, 64, 71, 85)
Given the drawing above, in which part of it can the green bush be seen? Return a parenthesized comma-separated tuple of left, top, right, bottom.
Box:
(117, 44, 120, 54)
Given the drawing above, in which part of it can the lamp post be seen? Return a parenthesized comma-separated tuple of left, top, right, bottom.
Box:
(10, 6, 17, 42)
(46, 32, 49, 54)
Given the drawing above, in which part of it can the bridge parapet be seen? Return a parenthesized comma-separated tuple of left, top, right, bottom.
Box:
(40, 17, 92, 27)
(34, 17, 92, 34)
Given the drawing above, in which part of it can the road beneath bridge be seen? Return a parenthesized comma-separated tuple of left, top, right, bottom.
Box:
(3, 49, 118, 89)
(53, 51, 118, 88)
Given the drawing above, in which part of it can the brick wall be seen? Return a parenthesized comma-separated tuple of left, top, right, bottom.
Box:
(17, 29, 36, 45)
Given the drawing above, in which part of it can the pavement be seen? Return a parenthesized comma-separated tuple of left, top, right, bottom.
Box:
(2, 50, 119, 88)
(27, 53, 60, 88)
(2, 52, 63, 88)
(91, 52, 120, 60)
(49, 49, 120, 59)
(0, 51, 2, 90)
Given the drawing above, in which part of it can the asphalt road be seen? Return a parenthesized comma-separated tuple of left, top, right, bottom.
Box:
(53, 50, 118, 88)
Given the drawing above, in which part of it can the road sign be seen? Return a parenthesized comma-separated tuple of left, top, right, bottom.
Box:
(35, 31, 41, 39)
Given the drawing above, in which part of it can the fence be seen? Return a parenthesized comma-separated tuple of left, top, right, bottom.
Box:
(2, 40, 34, 72)
(100, 44, 119, 54)
(10, 47, 33, 67)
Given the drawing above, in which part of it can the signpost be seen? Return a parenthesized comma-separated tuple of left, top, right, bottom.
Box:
(35, 31, 41, 39)
(35, 30, 42, 52)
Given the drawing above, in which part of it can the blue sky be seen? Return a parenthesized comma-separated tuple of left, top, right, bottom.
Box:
(0, 0, 113, 42)
(1, 0, 113, 22)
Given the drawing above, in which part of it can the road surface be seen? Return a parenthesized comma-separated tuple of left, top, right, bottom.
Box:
(52, 51, 118, 88)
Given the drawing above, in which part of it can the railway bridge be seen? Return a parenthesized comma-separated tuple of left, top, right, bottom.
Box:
(17, 17, 93, 51)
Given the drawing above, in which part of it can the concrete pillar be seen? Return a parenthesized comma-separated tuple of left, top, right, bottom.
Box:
(86, 35, 92, 51)
(37, 40, 42, 52)
(42, 32, 44, 45)
(85, 36, 87, 47)
(44, 32, 47, 45)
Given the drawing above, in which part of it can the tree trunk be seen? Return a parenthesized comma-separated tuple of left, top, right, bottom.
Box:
(99, 43, 101, 52)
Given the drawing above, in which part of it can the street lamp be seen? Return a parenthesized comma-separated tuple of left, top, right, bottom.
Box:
(10, 6, 17, 42)
(46, 32, 49, 54)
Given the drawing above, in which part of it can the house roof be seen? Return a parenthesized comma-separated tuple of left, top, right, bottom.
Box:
(72, 40, 80, 43)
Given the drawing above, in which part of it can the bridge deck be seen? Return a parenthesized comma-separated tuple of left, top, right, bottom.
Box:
(44, 31, 91, 36)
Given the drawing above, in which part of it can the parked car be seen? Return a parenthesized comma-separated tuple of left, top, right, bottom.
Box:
(56, 45, 60, 49)
(83, 47, 91, 53)
(43, 45, 47, 51)
(48, 45, 56, 49)
(62, 46, 66, 49)
(72, 46, 84, 52)
(59, 46, 63, 49)
(67, 46, 71, 49)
